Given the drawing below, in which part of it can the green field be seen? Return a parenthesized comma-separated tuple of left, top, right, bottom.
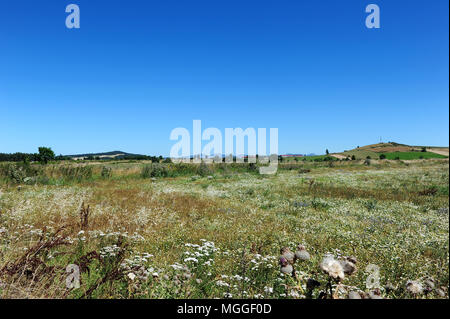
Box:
(382, 152, 448, 160)
(300, 155, 335, 162)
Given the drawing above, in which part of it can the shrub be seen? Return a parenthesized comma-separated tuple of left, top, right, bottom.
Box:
(247, 162, 258, 172)
(379, 154, 386, 160)
(365, 200, 377, 211)
(196, 162, 212, 177)
(141, 163, 168, 178)
(4, 164, 26, 183)
(101, 166, 112, 179)
(351, 155, 356, 161)
(0, 162, 42, 184)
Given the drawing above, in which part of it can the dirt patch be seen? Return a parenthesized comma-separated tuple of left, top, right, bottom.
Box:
(427, 148, 449, 156)
(331, 154, 347, 160)
(355, 142, 419, 153)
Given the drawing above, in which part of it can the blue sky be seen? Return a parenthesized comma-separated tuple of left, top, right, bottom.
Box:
(0, 0, 448, 156)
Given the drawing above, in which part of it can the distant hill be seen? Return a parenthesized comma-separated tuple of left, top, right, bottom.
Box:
(334, 142, 449, 160)
(67, 151, 150, 160)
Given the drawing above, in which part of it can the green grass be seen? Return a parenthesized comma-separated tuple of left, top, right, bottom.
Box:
(300, 155, 335, 162)
(339, 150, 379, 160)
(382, 152, 448, 160)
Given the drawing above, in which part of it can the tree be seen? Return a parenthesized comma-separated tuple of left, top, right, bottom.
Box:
(325, 149, 329, 155)
(38, 147, 55, 164)
(421, 147, 427, 152)
(351, 155, 356, 161)
(379, 154, 386, 160)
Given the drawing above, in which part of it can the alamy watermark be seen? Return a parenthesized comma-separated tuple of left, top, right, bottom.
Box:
(66, 264, 80, 289)
(365, 4, 380, 29)
(65, 4, 379, 30)
(169, 120, 279, 174)
(65, 4, 80, 29)
(365, 264, 381, 289)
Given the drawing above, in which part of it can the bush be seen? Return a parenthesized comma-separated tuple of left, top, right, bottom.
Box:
(0, 162, 42, 184)
(101, 166, 112, 179)
(196, 162, 212, 177)
(3, 164, 26, 183)
(141, 163, 168, 178)
(379, 154, 386, 160)
(351, 155, 356, 161)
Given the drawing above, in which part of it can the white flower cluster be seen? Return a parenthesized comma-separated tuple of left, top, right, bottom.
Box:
(99, 244, 122, 258)
(250, 254, 277, 271)
(183, 239, 218, 267)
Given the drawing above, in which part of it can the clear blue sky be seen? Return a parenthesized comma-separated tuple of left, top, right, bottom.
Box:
(1, 0, 448, 156)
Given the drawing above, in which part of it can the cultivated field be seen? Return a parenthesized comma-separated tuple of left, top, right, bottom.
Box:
(0, 159, 448, 299)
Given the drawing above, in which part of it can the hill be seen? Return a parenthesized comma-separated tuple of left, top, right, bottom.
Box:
(334, 142, 449, 160)
(67, 151, 150, 160)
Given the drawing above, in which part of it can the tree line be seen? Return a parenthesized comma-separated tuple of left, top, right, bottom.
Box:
(0, 147, 169, 164)
(0, 147, 61, 164)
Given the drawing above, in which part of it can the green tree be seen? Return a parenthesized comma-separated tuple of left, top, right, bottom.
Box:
(326, 149, 329, 155)
(38, 147, 55, 164)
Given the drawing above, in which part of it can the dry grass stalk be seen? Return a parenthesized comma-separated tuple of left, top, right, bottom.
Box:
(79, 201, 90, 230)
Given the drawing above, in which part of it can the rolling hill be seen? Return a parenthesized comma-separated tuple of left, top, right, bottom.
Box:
(67, 151, 149, 160)
(333, 142, 449, 160)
